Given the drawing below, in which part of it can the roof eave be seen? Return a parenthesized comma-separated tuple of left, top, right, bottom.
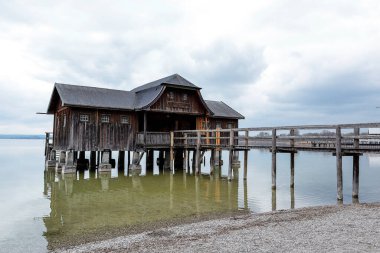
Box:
(163, 83, 201, 90)
(63, 104, 135, 111)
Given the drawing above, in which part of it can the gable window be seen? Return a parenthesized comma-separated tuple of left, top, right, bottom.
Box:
(101, 114, 110, 123)
(80, 114, 89, 122)
(121, 115, 130, 124)
(167, 91, 175, 101)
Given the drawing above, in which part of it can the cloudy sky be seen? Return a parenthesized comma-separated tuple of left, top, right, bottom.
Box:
(0, 0, 380, 134)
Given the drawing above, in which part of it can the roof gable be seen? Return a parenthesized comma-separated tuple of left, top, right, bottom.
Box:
(131, 74, 200, 93)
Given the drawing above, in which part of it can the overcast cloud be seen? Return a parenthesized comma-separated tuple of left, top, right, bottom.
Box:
(0, 0, 379, 134)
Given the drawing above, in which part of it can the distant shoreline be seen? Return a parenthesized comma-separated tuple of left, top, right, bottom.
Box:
(0, 135, 45, 139)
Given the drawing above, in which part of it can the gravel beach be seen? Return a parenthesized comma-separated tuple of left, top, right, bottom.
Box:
(54, 203, 380, 253)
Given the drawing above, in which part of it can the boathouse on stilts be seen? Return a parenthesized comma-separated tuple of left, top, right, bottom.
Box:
(45, 74, 245, 174)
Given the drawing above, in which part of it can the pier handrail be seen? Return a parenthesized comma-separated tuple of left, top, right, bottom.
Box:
(169, 122, 380, 151)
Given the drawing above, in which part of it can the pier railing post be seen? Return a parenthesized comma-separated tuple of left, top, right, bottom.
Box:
(353, 127, 360, 199)
(271, 129, 277, 189)
(336, 126, 343, 201)
(228, 129, 234, 181)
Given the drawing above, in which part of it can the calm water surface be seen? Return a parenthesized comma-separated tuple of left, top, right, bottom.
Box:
(1, 139, 380, 252)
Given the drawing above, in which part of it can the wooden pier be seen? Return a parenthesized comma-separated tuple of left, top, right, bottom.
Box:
(136, 122, 380, 201)
(45, 122, 380, 201)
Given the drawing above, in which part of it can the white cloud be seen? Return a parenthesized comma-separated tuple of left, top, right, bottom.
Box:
(0, 0, 380, 133)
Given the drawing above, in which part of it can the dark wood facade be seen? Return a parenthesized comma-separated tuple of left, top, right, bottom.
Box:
(53, 105, 137, 151)
(149, 88, 208, 115)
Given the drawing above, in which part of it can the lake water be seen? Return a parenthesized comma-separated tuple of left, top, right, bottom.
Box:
(1, 139, 380, 252)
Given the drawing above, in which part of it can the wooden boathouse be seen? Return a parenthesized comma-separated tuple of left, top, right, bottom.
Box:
(44, 74, 380, 202)
(45, 74, 244, 172)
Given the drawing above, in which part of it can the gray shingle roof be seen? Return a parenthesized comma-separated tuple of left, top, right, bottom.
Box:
(131, 74, 200, 92)
(50, 83, 136, 112)
(205, 100, 245, 119)
(47, 75, 244, 120)
(133, 86, 164, 109)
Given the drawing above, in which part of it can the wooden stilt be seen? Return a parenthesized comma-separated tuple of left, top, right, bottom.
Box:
(183, 149, 188, 171)
(244, 130, 249, 180)
(272, 189, 276, 211)
(127, 151, 131, 167)
(195, 131, 201, 175)
(192, 150, 196, 174)
(90, 151, 96, 169)
(73, 151, 78, 163)
(187, 150, 190, 172)
(290, 186, 295, 209)
(352, 127, 360, 199)
(146, 149, 154, 172)
(336, 126, 343, 200)
(170, 131, 174, 172)
(228, 129, 234, 181)
(244, 179, 248, 210)
(272, 129, 277, 189)
(353, 155, 359, 198)
(290, 152, 295, 188)
(118, 150, 125, 171)
(290, 128, 295, 188)
(97, 151, 100, 167)
(99, 149, 112, 172)
(183, 133, 188, 171)
(244, 150, 248, 180)
(210, 149, 215, 175)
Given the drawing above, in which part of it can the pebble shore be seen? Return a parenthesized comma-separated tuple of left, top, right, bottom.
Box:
(54, 203, 380, 253)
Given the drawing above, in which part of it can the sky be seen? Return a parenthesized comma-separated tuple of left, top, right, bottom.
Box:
(0, 0, 380, 134)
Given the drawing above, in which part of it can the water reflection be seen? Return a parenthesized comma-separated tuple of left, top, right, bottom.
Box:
(43, 167, 241, 247)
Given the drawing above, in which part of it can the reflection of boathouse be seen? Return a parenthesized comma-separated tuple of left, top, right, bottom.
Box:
(45, 74, 244, 172)
(43, 169, 239, 249)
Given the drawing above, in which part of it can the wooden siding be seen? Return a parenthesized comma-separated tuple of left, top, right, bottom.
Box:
(53, 108, 137, 151)
(208, 118, 238, 129)
(53, 106, 71, 150)
(149, 88, 208, 115)
(196, 117, 238, 130)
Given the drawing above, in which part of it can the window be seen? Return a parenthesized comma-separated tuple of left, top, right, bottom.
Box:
(182, 93, 188, 101)
(121, 115, 130, 124)
(63, 114, 66, 127)
(101, 114, 110, 123)
(216, 122, 222, 129)
(227, 122, 234, 129)
(80, 114, 89, 122)
(167, 91, 174, 101)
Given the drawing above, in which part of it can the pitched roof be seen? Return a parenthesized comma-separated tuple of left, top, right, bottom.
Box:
(205, 100, 245, 119)
(131, 74, 200, 92)
(47, 83, 135, 113)
(46, 75, 244, 120)
(133, 86, 164, 109)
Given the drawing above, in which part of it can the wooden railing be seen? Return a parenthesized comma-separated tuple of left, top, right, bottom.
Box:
(136, 132, 170, 147)
(136, 123, 380, 152)
(172, 122, 380, 152)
